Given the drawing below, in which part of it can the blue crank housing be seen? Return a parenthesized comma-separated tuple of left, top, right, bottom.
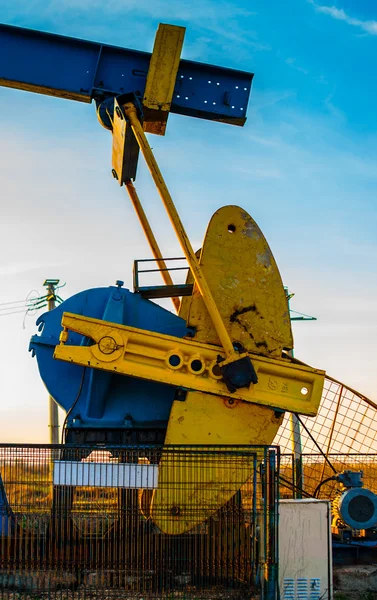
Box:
(29, 283, 187, 444)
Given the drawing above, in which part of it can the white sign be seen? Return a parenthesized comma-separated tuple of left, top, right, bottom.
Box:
(53, 461, 158, 489)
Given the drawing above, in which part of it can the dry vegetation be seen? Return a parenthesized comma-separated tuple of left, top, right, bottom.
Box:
(3, 457, 377, 512)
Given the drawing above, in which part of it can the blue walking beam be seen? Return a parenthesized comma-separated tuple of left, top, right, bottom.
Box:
(0, 23, 253, 127)
(0, 22, 253, 179)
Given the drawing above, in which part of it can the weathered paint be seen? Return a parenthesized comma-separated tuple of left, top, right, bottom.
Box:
(153, 206, 319, 534)
(179, 205, 293, 357)
(152, 394, 283, 533)
(143, 24, 185, 135)
(279, 500, 333, 600)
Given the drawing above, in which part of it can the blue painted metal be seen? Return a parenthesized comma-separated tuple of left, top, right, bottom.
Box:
(0, 471, 13, 536)
(338, 487, 377, 530)
(337, 470, 363, 488)
(0, 23, 253, 126)
(29, 285, 187, 432)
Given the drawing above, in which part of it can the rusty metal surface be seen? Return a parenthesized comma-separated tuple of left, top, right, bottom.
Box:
(143, 24, 185, 135)
(179, 205, 293, 357)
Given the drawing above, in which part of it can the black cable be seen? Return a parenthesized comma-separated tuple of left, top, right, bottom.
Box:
(294, 413, 337, 474)
(279, 475, 312, 498)
(314, 476, 337, 499)
(60, 368, 86, 444)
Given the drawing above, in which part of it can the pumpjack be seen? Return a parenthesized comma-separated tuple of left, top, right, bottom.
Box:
(1, 22, 326, 535)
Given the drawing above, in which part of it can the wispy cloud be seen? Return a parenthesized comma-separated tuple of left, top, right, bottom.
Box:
(1, 0, 267, 56)
(316, 74, 328, 85)
(285, 57, 309, 75)
(310, 1, 377, 35)
(235, 166, 282, 179)
(324, 88, 346, 122)
(240, 102, 377, 185)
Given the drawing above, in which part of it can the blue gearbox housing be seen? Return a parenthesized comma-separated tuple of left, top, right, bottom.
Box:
(29, 283, 187, 444)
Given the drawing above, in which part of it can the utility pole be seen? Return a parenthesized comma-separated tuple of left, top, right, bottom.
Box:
(44, 279, 60, 445)
(285, 288, 317, 499)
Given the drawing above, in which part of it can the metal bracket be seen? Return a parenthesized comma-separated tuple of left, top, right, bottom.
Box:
(111, 94, 141, 182)
(143, 24, 185, 136)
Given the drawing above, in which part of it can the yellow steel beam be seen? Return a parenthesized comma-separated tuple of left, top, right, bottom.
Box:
(123, 102, 240, 363)
(55, 312, 325, 416)
(143, 24, 185, 136)
(125, 181, 180, 312)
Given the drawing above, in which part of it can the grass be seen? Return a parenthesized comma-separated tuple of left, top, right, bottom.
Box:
(2, 458, 377, 512)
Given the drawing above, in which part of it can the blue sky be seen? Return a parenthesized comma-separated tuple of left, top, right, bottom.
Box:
(0, 0, 376, 442)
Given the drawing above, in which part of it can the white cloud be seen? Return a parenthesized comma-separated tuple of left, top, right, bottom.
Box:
(285, 57, 309, 75)
(1, 0, 267, 55)
(236, 166, 282, 179)
(310, 1, 377, 35)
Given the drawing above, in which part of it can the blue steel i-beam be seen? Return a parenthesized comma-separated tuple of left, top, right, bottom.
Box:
(0, 23, 253, 127)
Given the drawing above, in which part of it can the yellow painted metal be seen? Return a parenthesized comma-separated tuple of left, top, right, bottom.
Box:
(143, 24, 185, 136)
(123, 102, 239, 362)
(164, 393, 284, 445)
(111, 98, 139, 185)
(125, 181, 180, 312)
(179, 205, 293, 357)
(150, 449, 257, 535)
(153, 395, 283, 533)
(153, 205, 298, 533)
(55, 312, 325, 416)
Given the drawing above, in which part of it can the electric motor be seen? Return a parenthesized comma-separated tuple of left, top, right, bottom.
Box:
(333, 487, 377, 530)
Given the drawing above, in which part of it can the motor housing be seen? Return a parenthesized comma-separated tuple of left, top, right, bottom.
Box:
(332, 472, 377, 530)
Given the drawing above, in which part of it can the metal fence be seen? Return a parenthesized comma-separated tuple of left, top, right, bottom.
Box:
(280, 453, 377, 500)
(0, 444, 279, 600)
(275, 375, 377, 455)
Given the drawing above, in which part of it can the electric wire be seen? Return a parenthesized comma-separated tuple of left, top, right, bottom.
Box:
(0, 298, 39, 306)
(0, 300, 48, 317)
(289, 309, 316, 319)
(279, 474, 312, 498)
(0, 300, 46, 312)
(314, 475, 337, 499)
(0, 288, 44, 308)
(294, 413, 337, 474)
(61, 367, 86, 444)
(0, 289, 62, 319)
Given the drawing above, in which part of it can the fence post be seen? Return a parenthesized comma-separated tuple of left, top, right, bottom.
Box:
(264, 449, 279, 600)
